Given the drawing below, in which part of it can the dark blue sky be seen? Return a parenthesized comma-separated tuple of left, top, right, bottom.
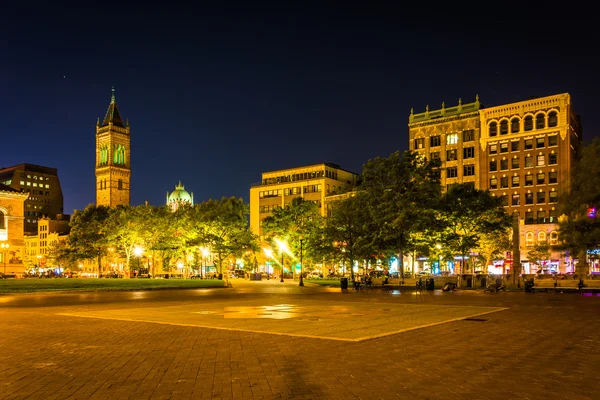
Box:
(1, 3, 597, 214)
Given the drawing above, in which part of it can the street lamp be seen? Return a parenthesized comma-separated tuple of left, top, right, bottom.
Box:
(1, 242, 9, 276)
(263, 248, 273, 279)
(133, 245, 144, 278)
(299, 236, 304, 287)
(275, 239, 288, 283)
(201, 247, 210, 279)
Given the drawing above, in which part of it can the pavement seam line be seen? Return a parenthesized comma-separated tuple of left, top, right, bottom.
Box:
(353, 307, 510, 341)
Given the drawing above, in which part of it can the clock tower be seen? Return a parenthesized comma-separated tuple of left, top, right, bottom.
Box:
(95, 88, 131, 207)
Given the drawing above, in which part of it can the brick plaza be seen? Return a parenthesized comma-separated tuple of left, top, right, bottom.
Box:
(1, 280, 599, 399)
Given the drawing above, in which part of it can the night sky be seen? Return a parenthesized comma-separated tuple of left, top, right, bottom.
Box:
(1, 3, 597, 214)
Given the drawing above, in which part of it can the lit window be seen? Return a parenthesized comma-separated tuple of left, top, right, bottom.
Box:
(446, 134, 458, 145)
(526, 232, 534, 246)
(538, 231, 546, 242)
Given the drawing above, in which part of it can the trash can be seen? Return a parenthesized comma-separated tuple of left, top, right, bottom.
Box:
(525, 278, 534, 293)
(426, 278, 435, 291)
(480, 277, 487, 288)
(218, 273, 223, 280)
(340, 277, 349, 290)
(466, 277, 473, 288)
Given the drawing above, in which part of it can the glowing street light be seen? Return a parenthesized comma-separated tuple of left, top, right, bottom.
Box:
(133, 245, 144, 278)
(1, 242, 9, 276)
(275, 239, 288, 283)
(201, 247, 210, 279)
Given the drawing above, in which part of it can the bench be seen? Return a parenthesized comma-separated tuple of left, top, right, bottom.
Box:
(533, 279, 583, 292)
(383, 278, 403, 289)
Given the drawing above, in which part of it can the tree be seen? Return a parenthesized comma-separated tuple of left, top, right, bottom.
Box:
(323, 192, 373, 281)
(474, 231, 512, 272)
(558, 137, 600, 275)
(360, 151, 441, 279)
(67, 204, 111, 275)
(261, 197, 323, 276)
(526, 242, 551, 273)
(196, 197, 255, 278)
(440, 184, 511, 274)
(104, 205, 146, 275)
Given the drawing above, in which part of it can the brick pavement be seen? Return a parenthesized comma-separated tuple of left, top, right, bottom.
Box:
(1, 285, 599, 399)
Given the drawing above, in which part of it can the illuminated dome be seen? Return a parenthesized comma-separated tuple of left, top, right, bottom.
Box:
(167, 181, 194, 211)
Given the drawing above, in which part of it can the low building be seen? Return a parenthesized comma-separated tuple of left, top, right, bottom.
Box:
(0, 163, 64, 234)
(24, 215, 70, 272)
(249, 163, 359, 238)
(0, 183, 29, 275)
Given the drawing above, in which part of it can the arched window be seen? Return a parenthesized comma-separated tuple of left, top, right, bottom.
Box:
(536, 114, 545, 129)
(511, 118, 520, 133)
(538, 231, 546, 242)
(114, 145, 126, 165)
(550, 231, 558, 245)
(524, 115, 533, 131)
(118, 179, 123, 190)
(548, 111, 558, 127)
(0, 210, 5, 230)
(500, 120, 508, 135)
(489, 122, 498, 136)
(99, 145, 108, 165)
(526, 232, 534, 246)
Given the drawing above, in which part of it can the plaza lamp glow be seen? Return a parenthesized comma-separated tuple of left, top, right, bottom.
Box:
(133, 246, 144, 278)
(263, 248, 274, 277)
(274, 239, 289, 283)
(1, 242, 9, 276)
(201, 247, 210, 279)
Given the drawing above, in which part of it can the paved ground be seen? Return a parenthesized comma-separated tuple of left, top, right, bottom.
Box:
(1, 279, 599, 400)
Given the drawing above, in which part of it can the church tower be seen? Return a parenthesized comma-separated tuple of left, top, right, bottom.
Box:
(95, 88, 131, 207)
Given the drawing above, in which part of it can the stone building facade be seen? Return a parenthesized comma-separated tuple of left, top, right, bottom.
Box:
(0, 183, 29, 275)
(0, 163, 64, 234)
(249, 163, 359, 238)
(408, 97, 482, 190)
(409, 93, 582, 273)
(96, 88, 131, 207)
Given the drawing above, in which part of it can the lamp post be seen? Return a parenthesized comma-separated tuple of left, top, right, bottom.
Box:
(133, 245, 144, 278)
(275, 239, 288, 283)
(201, 247, 210, 279)
(299, 237, 304, 287)
(1, 242, 9, 276)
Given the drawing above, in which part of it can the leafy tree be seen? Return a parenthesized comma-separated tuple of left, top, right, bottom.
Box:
(196, 197, 255, 277)
(47, 240, 79, 270)
(359, 150, 441, 279)
(103, 205, 146, 275)
(440, 184, 511, 274)
(526, 242, 552, 273)
(474, 231, 512, 272)
(558, 137, 600, 275)
(261, 197, 324, 275)
(67, 204, 111, 274)
(323, 192, 373, 281)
